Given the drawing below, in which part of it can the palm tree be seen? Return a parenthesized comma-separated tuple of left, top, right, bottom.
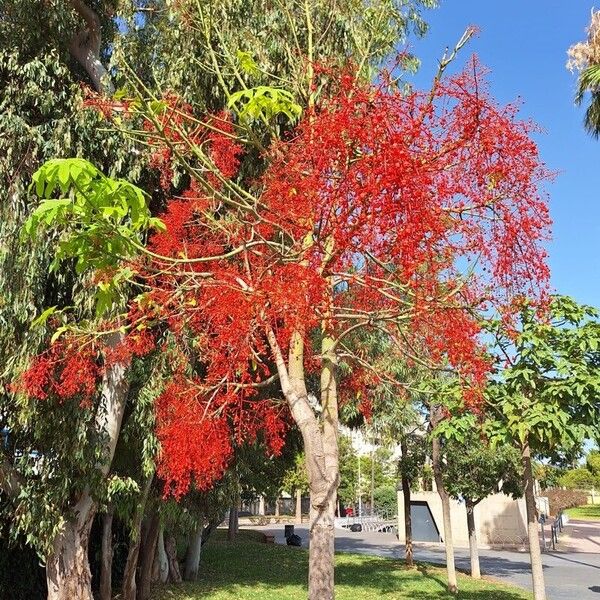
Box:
(568, 10, 600, 137)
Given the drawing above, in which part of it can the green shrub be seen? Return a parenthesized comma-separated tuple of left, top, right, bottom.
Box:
(373, 485, 397, 516)
(558, 468, 600, 490)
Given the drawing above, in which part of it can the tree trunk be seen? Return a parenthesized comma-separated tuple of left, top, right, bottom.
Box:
(157, 527, 169, 583)
(227, 502, 239, 542)
(184, 525, 203, 581)
(308, 489, 336, 600)
(466, 499, 481, 579)
(68, 0, 115, 95)
(99, 507, 114, 600)
(400, 438, 414, 568)
(431, 418, 458, 595)
(137, 510, 160, 600)
(165, 534, 182, 583)
(46, 507, 95, 600)
(122, 474, 154, 600)
(275, 497, 280, 517)
(522, 440, 546, 600)
(295, 488, 302, 524)
(47, 334, 128, 600)
(266, 326, 340, 600)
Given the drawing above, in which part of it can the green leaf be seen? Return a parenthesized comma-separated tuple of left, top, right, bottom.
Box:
(31, 306, 58, 328)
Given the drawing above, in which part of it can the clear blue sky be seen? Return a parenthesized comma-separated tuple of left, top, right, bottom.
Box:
(408, 1, 600, 308)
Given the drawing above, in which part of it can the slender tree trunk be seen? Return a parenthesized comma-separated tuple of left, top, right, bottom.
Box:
(275, 497, 280, 517)
(228, 491, 239, 542)
(184, 525, 203, 581)
(400, 438, 414, 568)
(522, 440, 546, 600)
(295, 488, 303, 524)
(431, 413, 458, 595)
(46, 506, 95, 600)
(100, 507, 114, 600)
(137, 510, 160, 600)
(465, 499, 481, 579)
(122, 474, 154, 600)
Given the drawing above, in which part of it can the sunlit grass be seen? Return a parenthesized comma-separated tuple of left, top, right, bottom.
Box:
(151, 530, 532, 600)
(566, 504, 600, 521)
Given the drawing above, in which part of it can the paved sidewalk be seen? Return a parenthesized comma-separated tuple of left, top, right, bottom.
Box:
(247, 524, 600, 600)
(559, 519, 600, 553)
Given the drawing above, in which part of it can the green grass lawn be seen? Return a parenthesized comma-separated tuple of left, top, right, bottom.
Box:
(565, 504, 600, 521)
(151, 530, 532, 600)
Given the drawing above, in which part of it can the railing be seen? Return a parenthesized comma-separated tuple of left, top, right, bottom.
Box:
(540, 510, 567, 551)
(335, 512, 397, 534)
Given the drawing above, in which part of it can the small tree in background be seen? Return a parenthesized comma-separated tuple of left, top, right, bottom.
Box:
(485, 295, 600, 600)
(443, 434, 522, 579)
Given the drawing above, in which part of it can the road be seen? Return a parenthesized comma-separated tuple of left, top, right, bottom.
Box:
(249, 524, 600, 600)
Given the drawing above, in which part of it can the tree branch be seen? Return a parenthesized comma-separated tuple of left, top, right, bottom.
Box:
(69, 0, 115, 95)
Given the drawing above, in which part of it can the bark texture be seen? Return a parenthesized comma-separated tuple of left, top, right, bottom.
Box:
(47, 333, 129, 599)
(431, 406, 458, 594)
(137, 510, 160, 600)
(100, 507, 114, 600)
(400, 438, 414, 567)
(122, 474, 154, 600)
(465, 500, 481, 579)
(184, 526, 203, 581)
(68, 0, 115, 95)
(46, 509, 95, 600)
(522, 441, 546, 600)
(267, 328, 340, 600)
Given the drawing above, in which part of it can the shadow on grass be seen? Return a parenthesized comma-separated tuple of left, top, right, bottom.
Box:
(153, 531, 530, 600)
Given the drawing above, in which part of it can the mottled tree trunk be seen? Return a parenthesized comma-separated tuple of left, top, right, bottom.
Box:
(47, 333, 129, 600)
(184, 525, 203, 581)
(157, 527, 169, 583)
(99, 507, 114, 600)
(227, 494, 239, 542)
(122, 474, 154, 600)
(165, 534, 182, 583)
(137, 511, 160, 600)
(431, 410, 457, 595)
(465, 499, 481, 579)
(46, 506, 95, 600)
(522, 440, 546, 600)
(267, 325, 340, 600)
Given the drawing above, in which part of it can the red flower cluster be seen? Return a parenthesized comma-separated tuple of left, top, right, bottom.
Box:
(13, 340, 99, 406)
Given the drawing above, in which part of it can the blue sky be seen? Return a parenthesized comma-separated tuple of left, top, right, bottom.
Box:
(408, 1, 600, 308)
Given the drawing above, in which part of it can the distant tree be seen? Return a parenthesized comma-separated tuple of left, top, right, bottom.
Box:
(586, 450, 600, 477)
(558, 468, 600, 490)
(533, 462, 566, 490)
(443, 435, 522, 579)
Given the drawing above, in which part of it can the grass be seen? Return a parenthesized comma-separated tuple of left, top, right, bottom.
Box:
(151, 530, 532, 600)
(565, 504, 600, 521)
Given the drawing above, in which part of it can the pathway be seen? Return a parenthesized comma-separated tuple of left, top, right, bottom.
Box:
(248, 524, 600, 600)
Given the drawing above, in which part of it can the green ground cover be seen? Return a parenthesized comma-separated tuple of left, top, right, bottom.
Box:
(151, 530, 532, 600)
(565, 504, 600, 521)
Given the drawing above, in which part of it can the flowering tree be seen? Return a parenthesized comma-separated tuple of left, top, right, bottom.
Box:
(22, 41, 552, 599)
